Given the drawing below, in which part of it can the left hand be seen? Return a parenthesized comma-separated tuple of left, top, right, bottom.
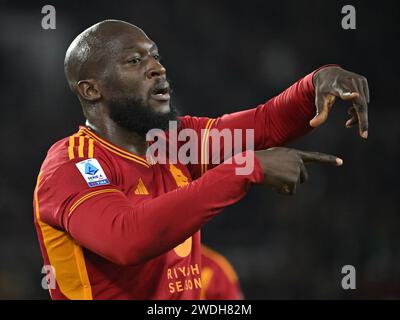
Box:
(310, 66, 370, 139)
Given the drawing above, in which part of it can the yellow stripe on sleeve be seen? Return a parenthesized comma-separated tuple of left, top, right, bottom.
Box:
(69, 189, 121, 216)
(88, 139, 94, 158)
(201, 119, 216, 176)
(78, 136, 85, 158)
(68, 136, 75, 160)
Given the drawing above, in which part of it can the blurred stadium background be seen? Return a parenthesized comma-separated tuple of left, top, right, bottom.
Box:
(0, 0, 399, 299)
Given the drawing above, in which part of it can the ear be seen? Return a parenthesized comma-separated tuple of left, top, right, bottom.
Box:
(76, 79, 102, 102)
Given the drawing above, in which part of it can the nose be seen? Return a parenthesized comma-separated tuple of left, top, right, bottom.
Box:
(146, 59, 166, 79)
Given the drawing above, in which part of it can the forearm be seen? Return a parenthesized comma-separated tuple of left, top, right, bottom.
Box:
(184, 68, 320, 178)
(260, 71, 317, 146)
(261, 65, 341, 146)
(66, 151, 264, 266)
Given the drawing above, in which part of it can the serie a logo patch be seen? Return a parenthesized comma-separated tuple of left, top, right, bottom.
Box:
(75, 158, 110, 187)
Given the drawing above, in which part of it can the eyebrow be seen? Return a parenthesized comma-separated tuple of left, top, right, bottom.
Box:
(123, 43, 158, 52)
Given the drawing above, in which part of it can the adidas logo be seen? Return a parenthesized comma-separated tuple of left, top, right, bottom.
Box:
(134, 178, 149, 195)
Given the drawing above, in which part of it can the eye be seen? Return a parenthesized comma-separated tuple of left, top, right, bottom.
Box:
(153, 54, 161, 61)
(128, 57, 141, 65)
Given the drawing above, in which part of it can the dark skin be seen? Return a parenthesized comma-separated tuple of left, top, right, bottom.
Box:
(311, 65, 369, 137)
(255, 148, 343, 195)
(66, 20, 370, 195)
(69, 22, 168, 156)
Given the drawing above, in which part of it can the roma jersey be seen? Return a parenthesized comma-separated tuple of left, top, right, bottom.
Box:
(33, 70, 316, 299)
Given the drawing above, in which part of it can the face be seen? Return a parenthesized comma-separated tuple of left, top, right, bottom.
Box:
(97, 27, 177, 135)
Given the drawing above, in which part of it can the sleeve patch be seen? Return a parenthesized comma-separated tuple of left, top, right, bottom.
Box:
(75, 158, 110, 187)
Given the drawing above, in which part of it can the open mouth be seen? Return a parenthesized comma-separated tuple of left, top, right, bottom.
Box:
(150, 85, 170, 102)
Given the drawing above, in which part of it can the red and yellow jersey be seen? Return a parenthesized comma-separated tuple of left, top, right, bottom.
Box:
(33, 70, 316, 299)
(34, 124, 206, 299)
(200, 246, 243, 300)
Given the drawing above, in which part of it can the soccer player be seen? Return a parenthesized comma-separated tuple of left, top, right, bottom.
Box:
(33, 20, 369, 299)
(200, 245, 243, 300)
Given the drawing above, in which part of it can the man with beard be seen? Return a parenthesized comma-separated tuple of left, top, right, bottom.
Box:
(33, 20, 369, 300)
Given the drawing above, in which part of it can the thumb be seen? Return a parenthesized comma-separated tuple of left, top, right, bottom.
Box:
(309, 93, 335, 128)
(339, 91, 360, 101)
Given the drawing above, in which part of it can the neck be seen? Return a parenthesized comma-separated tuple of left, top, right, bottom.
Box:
(85, 118, 149, 156)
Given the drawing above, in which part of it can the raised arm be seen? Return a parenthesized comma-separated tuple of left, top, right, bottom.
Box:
(179, 65, 369, 179)
(179, 67, 319, 178)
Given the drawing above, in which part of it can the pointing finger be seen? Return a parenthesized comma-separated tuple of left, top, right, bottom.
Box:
(296, 150, 343, 166)
(299, 160, 308, 184)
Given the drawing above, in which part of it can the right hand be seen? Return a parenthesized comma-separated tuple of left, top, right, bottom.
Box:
(255, 147, 343, 195)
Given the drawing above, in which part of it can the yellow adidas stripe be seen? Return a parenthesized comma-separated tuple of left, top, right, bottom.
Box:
(69, 135, 93, 159)
(69, 189, 121, 215)
(88, 138, 94, 158)
(68, 136, 75, 160)
(201, 119, 216, 175)
(78, 136, 85, 158)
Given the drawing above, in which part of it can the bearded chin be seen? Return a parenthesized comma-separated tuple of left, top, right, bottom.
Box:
(108, 96, 178, 137)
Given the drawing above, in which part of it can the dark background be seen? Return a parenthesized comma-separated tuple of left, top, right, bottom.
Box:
(0, 0, 399, 299)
